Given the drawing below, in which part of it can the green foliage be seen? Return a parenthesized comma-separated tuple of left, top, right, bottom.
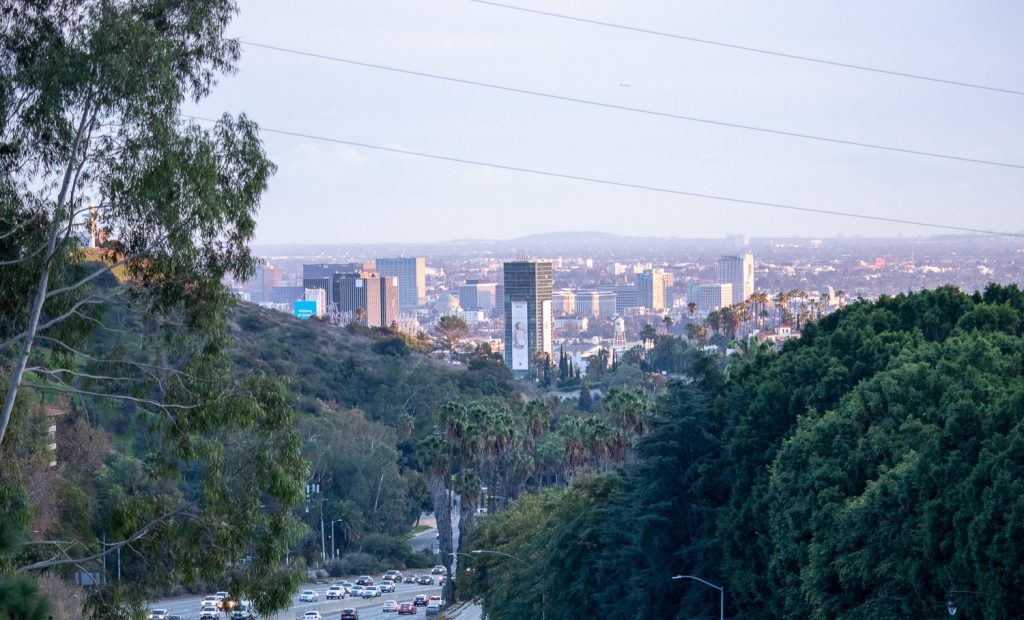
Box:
(468, 285, 1024, 618)
(0, 574, 50, 620)
(576, 381, 593, 412)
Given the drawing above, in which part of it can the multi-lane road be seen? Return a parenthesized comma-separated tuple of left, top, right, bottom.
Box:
(153, 579, 444, 619)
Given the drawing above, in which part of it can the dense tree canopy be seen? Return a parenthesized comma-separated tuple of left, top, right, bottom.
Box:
(468, 285, 1024, 619)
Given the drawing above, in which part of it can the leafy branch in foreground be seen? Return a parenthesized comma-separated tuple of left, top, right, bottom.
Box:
(0, 0, 308, 616)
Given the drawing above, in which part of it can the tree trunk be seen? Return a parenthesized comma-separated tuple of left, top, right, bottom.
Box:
(428, 473, 455, 604)
(0, 101, 93, 448)
(457, 490, 476, 557)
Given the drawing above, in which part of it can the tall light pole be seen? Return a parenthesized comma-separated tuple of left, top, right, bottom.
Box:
(671, 574, 724, 620)
(331, 519, 344, 560)
(469, 549, 544, 620)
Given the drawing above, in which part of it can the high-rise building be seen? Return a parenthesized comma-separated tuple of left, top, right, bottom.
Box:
(458, 280, 498, 311)
(375, 257, 426, 311)
(698, 283, 733, 313)
(302, 263, 361, 309)
(243, 263, 282, 304)
(336, 272, 399, 328)
(303, 263, 362, 280)
(637, 268, 670, 310)
(717, 252, 754, 306)
(574, 290, 617, 318)
(503, 260, 553, 376)
(605, 285, 640, 313)
(270, 286, 305, 304)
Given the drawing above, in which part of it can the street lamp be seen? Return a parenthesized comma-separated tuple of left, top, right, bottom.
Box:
(330, 519, 344, 560)
(946, 589, 988, 616)
(671, 574, 724, 620)
(469, 549, 543, 620)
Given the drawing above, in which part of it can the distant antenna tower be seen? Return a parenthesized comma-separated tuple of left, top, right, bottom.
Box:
(516, 249, 529, 261)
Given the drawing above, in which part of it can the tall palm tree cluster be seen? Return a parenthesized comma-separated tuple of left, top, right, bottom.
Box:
(415, 389, 652, 599)
(695, 289, 834, 344)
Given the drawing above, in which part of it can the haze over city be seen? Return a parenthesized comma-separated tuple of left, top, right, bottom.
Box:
(186, 0, 1024, 244)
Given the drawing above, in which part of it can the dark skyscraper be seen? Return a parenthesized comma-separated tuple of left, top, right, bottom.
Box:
(302, 263, 361, 309)
(335, 272, 399, 328)
(503, 260, 553, 376)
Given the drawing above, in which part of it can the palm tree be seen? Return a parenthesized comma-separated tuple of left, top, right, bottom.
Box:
(604, 387, 652, 462)
(639, 323, 657, 346)
(329, 499, 365, 554)
(705, 310, 723, 338)
(454, 469, 481, 552)
(416, 435, 454, 603)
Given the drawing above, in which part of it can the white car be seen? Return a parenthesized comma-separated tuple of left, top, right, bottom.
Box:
(302, 612, 322, 620)
(361, 585, 381, 598)
(382, 599, 399, 613)
(147, 609, 168, 620)
(201, 595, 219, 608)
(299, 589, 319, 602)
(326, 585, 346, 600)
(349, 585, 364, 597)
(200, 605, 219, 620)
(379, 579, 396, 593)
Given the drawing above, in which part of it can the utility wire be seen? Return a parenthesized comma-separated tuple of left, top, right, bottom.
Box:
(183, 115, 1024, 239)
(240, 41, 1023, 170)
(467, 0, 1024, 97)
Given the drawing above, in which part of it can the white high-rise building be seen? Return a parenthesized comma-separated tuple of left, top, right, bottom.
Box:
(717, 252, 754, 306)
(698, 283, 733, 313)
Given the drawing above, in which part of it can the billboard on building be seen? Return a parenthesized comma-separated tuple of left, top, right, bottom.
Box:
(293, 300, 317, 320)
(541, 299, 552, 355)
(510, 301, 529, 370)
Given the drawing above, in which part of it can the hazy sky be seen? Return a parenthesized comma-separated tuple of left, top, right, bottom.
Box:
(185, 1, 1024, 244)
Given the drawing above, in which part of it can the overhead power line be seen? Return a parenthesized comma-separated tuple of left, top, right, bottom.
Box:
(183, 115, 1024, 239)
(467, 0, 1024, 97)
(240, 41, 1023, 171)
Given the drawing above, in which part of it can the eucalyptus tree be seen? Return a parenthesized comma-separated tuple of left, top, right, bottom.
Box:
(0, 1, 305, 616)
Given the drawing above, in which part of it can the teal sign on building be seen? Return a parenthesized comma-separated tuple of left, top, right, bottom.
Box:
(293, 300, 317, 319)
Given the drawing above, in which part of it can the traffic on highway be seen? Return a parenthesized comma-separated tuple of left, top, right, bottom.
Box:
(148, 569, 449, 619)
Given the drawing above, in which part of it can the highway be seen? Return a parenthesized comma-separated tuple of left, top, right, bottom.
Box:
(153, 511, 460, 619)
(153, 579, 444, 619)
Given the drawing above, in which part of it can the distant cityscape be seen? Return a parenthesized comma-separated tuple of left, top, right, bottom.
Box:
(230, 232, 1023, 377)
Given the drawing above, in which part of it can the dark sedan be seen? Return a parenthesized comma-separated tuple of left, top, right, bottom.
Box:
(416, 575, 434, 585)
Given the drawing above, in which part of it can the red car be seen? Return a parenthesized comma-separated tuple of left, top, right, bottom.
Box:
(413, 594, 428, 607)
(340, 609, 359, 620)
(398, 603, 416, 615)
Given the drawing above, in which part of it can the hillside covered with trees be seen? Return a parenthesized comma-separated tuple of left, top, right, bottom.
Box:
(465, 285, 1024, 619)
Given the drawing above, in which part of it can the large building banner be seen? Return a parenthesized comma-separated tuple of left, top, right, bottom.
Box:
(511, 300, 529, 370)
(541, 299, 552, 355)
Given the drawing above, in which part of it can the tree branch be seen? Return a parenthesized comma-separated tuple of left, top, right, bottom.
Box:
(0, 92, 95, 448)
(16, 503, 196, 573)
